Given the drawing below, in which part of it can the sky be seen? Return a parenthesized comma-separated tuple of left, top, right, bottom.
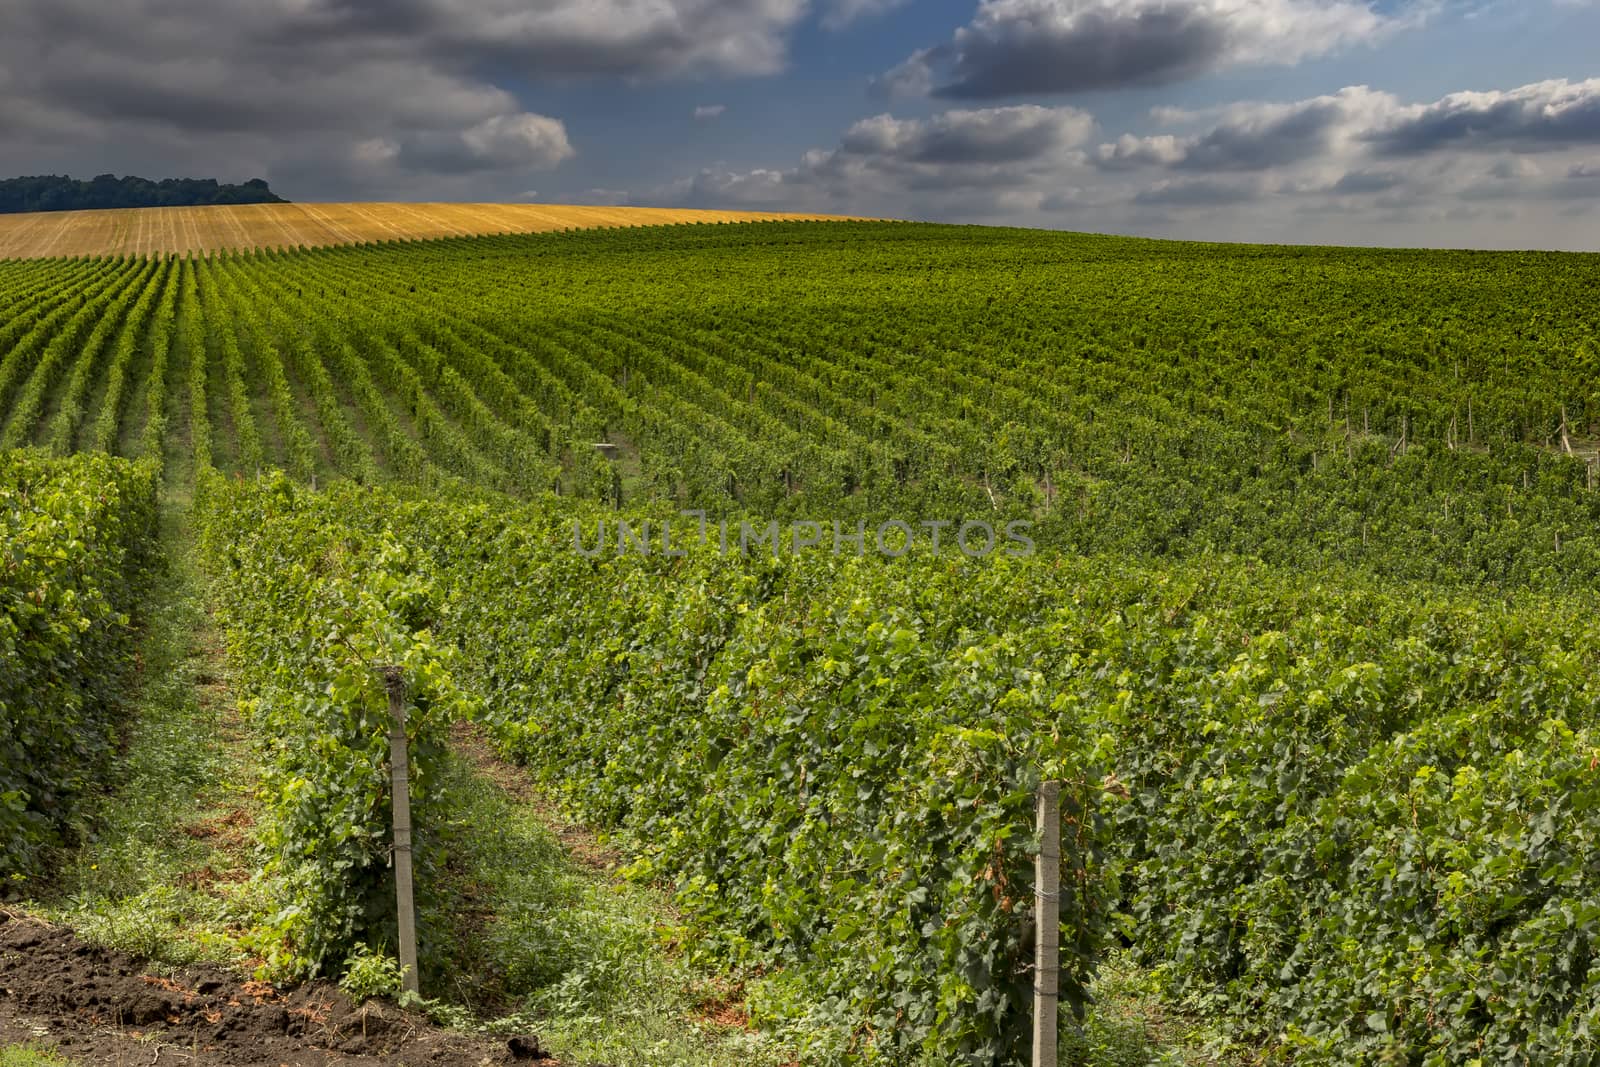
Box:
(2, 0, 1598, 249)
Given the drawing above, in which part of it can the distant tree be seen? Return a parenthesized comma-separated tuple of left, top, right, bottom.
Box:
(0, 174, 288, 214)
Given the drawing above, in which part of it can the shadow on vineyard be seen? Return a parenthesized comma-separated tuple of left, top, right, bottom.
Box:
(3, 221, 1600, 1064)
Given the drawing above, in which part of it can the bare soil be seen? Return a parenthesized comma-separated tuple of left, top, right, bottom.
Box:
(0, 912, 550, 1066)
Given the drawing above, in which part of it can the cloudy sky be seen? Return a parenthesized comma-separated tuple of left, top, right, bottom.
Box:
(3, 0, 1598, 248)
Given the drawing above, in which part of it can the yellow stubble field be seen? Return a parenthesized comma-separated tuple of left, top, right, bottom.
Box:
(0, 202, 860, 259)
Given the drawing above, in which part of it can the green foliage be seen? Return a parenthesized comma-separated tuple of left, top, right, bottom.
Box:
(339, 944, 408, 1002)
(180, 459, 1600, 1063)
(195, 472, 470, 978)
(400, 485, 1600, 1064)
(6, 224, 1600, 589)
(0, 451, 157, 878)
(0, 173, 284, 214)
(237, 483, 1119, 1064)
(0, 1045, 78, 1067)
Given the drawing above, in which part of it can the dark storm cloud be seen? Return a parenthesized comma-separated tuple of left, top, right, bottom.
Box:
(879, 0, 1396, 100)
(1332, 168, 1406, 193)
(245, 0, 809, 79)
(0, 0, 808, 197)
(934, 6, 1227, 97)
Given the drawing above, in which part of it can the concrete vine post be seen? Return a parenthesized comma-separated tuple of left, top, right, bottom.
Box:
(1034, 780, 1062, 1067)
(380, 666, 420, 998)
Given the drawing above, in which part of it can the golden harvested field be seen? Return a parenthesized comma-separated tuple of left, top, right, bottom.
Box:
(0, 201, 859, 259)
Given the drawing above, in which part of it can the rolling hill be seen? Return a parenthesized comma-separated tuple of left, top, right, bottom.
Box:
(0, 201, 864, 259)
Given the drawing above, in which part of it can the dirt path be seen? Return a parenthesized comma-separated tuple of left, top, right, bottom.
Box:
(0, 912, 544, 1066)
(449, 723, 621, 875)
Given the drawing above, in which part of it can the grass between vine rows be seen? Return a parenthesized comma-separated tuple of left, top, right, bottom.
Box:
(0, 1047, 75, 1066)
(30, 499, 263, 970)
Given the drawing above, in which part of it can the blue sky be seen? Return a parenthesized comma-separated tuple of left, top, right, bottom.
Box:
(2, 0, 1598, 248)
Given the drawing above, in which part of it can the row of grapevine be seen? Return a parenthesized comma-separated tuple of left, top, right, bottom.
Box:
(202, 256, 267, 475)
(182, 255, 213, 473)
(0, 258, 144, 444)
(216, 258, 381, 483)
(196, 228, 1599, 588)
(0, 258, 113, 356)
(91, 256, 178, 455)
(39, 257, 169, 456)
(1, 257, 161, 451)
(0, 451, 159, 877)
(194, 471, 468, 977)
(200, 481, 1116, 1063)
(185, 467, 1600, 1063)
(398, 492, 1600, 1063)
(202, 256, 323, 480)
(132, 257, 183, 460)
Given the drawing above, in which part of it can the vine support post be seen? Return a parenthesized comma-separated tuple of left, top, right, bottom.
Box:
(1033, 780, 1061, 1067)
(381, 666, 420, 998)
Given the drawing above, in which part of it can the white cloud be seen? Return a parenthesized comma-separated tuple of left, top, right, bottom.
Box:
(1092, 87, 1398, 172)
(649, 75, 1600, 249)
(1096, 134, 1188, 169)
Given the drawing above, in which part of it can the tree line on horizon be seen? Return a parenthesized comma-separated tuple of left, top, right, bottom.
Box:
(0, 174, 287, 214)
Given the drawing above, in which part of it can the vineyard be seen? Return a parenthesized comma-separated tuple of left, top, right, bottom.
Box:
(3, 218, 1600, 1065)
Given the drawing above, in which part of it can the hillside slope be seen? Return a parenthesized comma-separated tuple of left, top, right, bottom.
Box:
(0, 201, 862, 258)
(6, 220, 1600, 1064)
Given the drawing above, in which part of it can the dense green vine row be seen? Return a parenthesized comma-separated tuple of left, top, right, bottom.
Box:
(131, 256, 184, 460)
(0, 257, 117, 354)
(0, 451, 158, 878)
(0, 257, 145, 444)
(90, 256, 176, 455)
(202, 255, 322, 480)
(194, 476, 1116, 1064)
(3, 256, 160, 450)
(181, 255, 214, 473)
(216, 257, 380, 483)
(194, 471, 467, 977)
(41, 257, 168, 455)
